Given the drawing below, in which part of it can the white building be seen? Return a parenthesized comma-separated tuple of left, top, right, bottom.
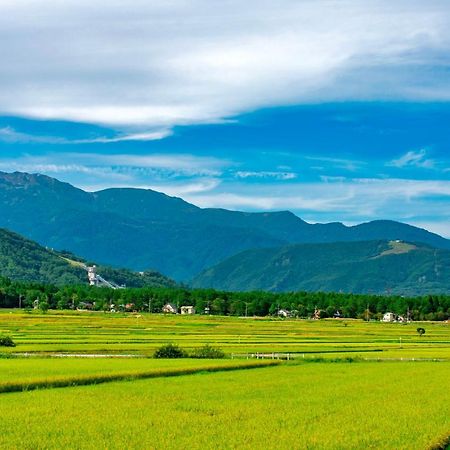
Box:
(278, 309, 290, 318)
(181, 306, 195, 315)
(382, 312, 396, 322)
(162, 303, 178, 314)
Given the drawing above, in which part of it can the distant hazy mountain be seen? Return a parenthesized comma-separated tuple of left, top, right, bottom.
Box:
(192, 240, 450, 296)
(0, 171, 449, 281)
(0, 228, 176, 287)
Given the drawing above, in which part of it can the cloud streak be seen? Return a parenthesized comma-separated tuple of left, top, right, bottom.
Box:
(235, 171, 297, 180)
(183, 177, 450, 235)
(0, 126, 172, 144)
(388, 148, 435, 169)
(0, 152, 231, 181)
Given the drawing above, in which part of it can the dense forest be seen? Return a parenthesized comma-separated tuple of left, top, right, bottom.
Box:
(0, 277, 448, 321)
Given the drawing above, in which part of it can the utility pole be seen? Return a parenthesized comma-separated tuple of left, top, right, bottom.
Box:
(366, 303, 369, 322)
(18, 294, 22, 309)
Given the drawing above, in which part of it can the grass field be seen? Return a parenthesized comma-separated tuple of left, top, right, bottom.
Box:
(0, 358, 277, 393)
(1, 310, 449, 359)
(0, 361, 448, 449)
(0, 310, 448, 449)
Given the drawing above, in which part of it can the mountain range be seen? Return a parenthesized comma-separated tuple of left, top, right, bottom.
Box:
(193, 240, 450, 295)
(0, 171, 449, 289)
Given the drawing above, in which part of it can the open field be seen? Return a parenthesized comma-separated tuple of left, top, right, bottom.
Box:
(0, 358, 258, 382)
(0, 310, 449, 359)
(0, 361, 448, 449)
(0, 358, 277, 393)
(0, 310, 448, 449)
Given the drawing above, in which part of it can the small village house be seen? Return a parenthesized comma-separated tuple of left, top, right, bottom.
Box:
(278, 309, 290, 318)
(381, 312, 396, 322)
(181, 306, 195, 315)
(162, 303, 178, 314)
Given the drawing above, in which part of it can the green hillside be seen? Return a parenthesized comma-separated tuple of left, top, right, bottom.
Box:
(192, 240, 450, 296)
(0, 228, 176, 288)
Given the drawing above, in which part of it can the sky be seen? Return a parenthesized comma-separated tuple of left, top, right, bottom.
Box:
(0, 0, 449, 236)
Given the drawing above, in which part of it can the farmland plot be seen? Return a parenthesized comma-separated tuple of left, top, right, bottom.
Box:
(0, 361, 448, 449)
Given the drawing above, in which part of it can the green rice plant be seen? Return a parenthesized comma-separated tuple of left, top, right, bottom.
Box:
(0, 358, 278, 393)
(0, 311, 448, 360)
(0, 361, 447, 449)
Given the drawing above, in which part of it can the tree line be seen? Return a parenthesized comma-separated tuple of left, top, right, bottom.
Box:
(0, 276, 448, 321)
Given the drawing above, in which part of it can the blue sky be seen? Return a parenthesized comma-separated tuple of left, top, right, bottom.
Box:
(0, 1, 449, 236)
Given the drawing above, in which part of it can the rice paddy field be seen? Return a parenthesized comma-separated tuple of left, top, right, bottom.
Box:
(1, 310, 449, 359)
(0, 310, 448, 449)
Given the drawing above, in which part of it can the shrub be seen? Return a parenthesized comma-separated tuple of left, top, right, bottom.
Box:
(39, 301, 49, 313)
(190, 344, 225, 359)
(153, 344, 187, 359)
(0, 336, 16, 347)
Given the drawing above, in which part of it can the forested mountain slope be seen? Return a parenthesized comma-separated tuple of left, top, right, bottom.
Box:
(0, 228, 175, 287)
(193, 240, 450, 296)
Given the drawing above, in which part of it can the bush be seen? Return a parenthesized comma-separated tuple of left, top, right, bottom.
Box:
(39, 301, 49, 313)
(153, 344, 187, 359)
(190, 344, 225, 359)
(0, 336, 16, 347)
(417, 327, 426, 337)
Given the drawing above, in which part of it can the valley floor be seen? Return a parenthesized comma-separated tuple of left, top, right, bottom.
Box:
(0, 311, 448, 449)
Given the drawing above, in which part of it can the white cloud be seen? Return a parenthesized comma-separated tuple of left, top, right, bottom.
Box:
(0, 127, 69, 144)
(0, 1, 450, 128)
(81, 130, 173, 143)
(235, 171, 297, 180)
(79, 178, 222, 195)
(305, 156, 366, 172)
(408, 221, 450, 238)
(0, 152, 230, 178)
(0, 126, 171, 144)
(144, 179, 222, 196)
(181, 177, 450, 224)
(388, 148, 435, 169)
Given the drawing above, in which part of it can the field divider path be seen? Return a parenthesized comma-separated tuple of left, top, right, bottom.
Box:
(0, 360, 280, 394)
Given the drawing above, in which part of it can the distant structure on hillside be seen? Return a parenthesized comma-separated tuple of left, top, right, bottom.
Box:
(86, 265, 123, 289)
(87, 266, 97, 286)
